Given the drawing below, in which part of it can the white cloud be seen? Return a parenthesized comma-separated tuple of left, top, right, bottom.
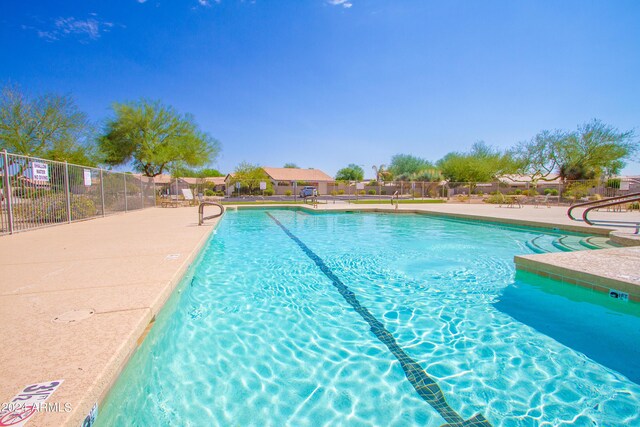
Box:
(327, 0, 352, 8)
(137, 0, 147, 3)
(23, 14, 119, 42)
(54, 17, 101, 39)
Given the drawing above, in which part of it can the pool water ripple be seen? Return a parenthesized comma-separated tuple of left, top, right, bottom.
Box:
(97, 210, 640, 427)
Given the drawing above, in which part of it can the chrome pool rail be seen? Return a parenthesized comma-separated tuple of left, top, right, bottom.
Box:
(0, 149, 156, 235)
(198, 201, 225, 225)
(567, 192, 640, 233)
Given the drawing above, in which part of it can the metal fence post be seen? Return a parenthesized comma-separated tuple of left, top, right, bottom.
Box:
(64, 161, 72, 223)
(140, 174, 144, 209)
(100, 169, 106, 217)
(152, 176, 156, 207)
(123, 173, 128, 212)
(2, 149, 14, 234)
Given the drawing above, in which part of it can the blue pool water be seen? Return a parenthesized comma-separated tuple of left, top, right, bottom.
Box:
(97, 209, 640, 426)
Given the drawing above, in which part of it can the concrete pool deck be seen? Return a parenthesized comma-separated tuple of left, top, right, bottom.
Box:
(0, 202, 638, 426)
(0, 208, 220, 426)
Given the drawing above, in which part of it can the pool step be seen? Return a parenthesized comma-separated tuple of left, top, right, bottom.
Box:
(579, 236, 619, 250)
(526, 235, 618, 254)
(552, 236, 584, 252)
(525, 236, 551, 254)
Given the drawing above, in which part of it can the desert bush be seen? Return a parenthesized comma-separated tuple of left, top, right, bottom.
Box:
(607, 178, 621, 189)
(564, 183, 590, 200)
(484, 193, 505, 204)
(358, 190, 366, 195)
(544, 189, 559, 196)
(367, 189, 376, 195)
(263, 188, 275, 196)
(338, 189, 345, 195)
(13, 195, 97, 223)
(285, 190, 292, 196)
(204, 189, 215, 196)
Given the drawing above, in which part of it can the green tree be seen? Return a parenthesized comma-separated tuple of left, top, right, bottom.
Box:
(171, 166, 224, 178)
(335, 163, 364, 181)
(99, 100, 220, 177)
(372, 164, 392, 182)
(388, 154, 436, 180)
(0, 84, 96, 164)
(513, 120, 637, 181)
(437, 142, 515, 183)
(229, 162, 271, 194)
(283, 163, 299, 168)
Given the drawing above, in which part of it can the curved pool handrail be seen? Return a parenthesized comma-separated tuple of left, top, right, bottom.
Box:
(567, 192, 640, 221)
(198, 201, 225, 225)
(582, 195, 640, 233)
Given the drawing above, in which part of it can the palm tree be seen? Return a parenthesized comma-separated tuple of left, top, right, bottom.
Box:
(372, 164, 387, 182)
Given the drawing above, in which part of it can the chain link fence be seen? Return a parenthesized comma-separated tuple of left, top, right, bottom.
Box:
(1, 150, 155, 235)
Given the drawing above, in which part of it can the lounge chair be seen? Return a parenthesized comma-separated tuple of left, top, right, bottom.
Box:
(181, 189, 197, 206)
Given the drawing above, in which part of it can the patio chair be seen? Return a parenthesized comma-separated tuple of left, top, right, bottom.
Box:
(181, 189, 197, 206)
(498, 194, 522, 208)
(534, 194, 551, 208)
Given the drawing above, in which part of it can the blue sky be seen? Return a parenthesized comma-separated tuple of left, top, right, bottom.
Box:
(1, 0, 639, 176)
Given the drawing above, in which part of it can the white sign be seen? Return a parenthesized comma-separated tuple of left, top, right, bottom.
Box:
(620, 181, 630, 191)
(0, 380, 64, 427)
(235, 182, 241, 189)
(83, 169, 92, 186)
(356, 182, 365, 190)
(259, 181, 267, 190)
(31, 162, 49, 182)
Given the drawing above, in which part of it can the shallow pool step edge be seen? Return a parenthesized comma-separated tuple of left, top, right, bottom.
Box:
(514, 253, 640, 303)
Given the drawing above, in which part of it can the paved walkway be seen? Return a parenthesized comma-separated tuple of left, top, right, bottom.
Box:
(0, 207, 218, 427)
(0, 202, 637, 426)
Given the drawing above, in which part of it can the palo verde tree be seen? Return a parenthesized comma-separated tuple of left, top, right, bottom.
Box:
(387, 154, 439, 181)
(437, 142, 515, 184)
(335, 163, 364, 181)
(388, 154, 428, 179)
(228, 162, 272, 194)
(512, 120, 637, 182)
(99, 100, 220, 177)
(0, 84, 96, 165)
(171, 166, 224, 178)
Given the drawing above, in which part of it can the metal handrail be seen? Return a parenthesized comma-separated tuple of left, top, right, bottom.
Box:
(392, 191, 399, 209)
(567, 192, 640, 221)
(582, 196, 640, 233)
(198, 201, 225, 225)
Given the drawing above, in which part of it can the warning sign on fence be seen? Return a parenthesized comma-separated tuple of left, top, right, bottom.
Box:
(31, 162, 49, 182)
(83, 169, 92, 186)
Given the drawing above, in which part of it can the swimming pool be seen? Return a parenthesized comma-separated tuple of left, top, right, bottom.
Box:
(97, 209, 640, 426)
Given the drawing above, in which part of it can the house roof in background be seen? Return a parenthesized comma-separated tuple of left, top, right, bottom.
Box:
(262, 167, 333, 182)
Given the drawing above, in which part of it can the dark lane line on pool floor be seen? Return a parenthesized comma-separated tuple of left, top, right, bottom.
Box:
(266, 212, 492, 427)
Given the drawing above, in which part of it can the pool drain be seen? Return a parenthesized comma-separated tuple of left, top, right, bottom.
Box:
(52, 309, 95, 324)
